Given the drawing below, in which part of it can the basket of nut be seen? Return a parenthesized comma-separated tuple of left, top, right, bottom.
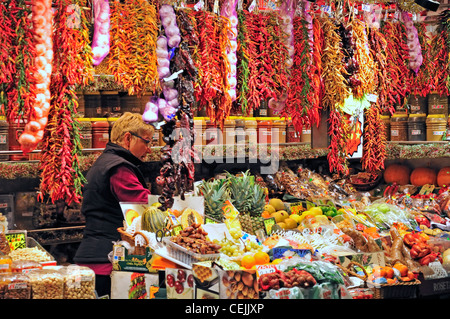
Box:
(163, 223, 221, 267)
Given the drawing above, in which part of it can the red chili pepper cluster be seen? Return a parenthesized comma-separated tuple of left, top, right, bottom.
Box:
(362, 106, 386, 173)
(0, 0, 37, 122)
(39, 0, 92, 204)
(327, 109, 349, 176)
(190, 10, 232, 127)
(403, 232, 442, 266)
(408, 22, 433, 97)
(429, 10, 450, 96)
(282, 16, 315, 133)
(380, 20, 410, 112)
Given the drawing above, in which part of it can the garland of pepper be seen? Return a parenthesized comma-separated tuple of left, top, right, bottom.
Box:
(430, 10, 450, 96)
(39, 0, 92, 204)
(380, 20, 410, 111)
(362, 105, 387, 173)
(236, 10, 250, 115)
(108, 0, 159, 96)
(0, 0, 36, 123)
(282, 15, 314, 133)
(409, 21, 433, 97)
(191, 10, 232, 127)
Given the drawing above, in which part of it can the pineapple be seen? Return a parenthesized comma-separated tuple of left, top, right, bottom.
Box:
(199, 179, 229, 222)
(226, 170, 267, 235)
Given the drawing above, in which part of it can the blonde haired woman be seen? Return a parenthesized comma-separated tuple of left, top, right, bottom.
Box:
(75, 112, 155, 297)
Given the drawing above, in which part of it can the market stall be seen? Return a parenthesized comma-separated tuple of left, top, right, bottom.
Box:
(1, 0, 450, 300)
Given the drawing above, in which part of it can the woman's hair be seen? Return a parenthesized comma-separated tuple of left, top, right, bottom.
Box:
(110, 112, 155, 144)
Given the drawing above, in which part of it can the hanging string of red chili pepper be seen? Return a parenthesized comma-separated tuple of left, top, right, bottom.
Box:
(0, 1, 17, 114)
(1, 0, 37, 123)
(380, 20, 410, 111)
(430, 10, 450, 96)
(308, 16, 323, 128)
(39, 0, 92, 204)
(368, 26, 390, 114)
(191, 10, 231, 127)
(409, 21, 432, 97)
(362, 105, 386, 173)
(108, 0, 159, 96)
(236, 10, 250, 115)
(282, 15, 313, 133)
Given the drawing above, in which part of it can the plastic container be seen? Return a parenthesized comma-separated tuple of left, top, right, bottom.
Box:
(245, 118, 258, 145)
(428, 92, 448, 116)
(100, 90, 119, 116)
(163, 237, 220, 267)
(380, 115, 390, 141)
(408, 95, 427, 114)
(8, 118, 27, 161)
(77, 118, 92, 149)
(0, 255, 12, 273)
(407, 114, 426, 141)
(0, 272, 31, 299)
(91, 118, 110, 149)
(204, 120, 221, 145)
(254, 100, 268, 117)
(235, 118, 246, 145)
(257, 119, 272, 144)
(390, 113, 408, 141)
(286, 124, 300, 143)
(426, 114, 447, 141)
(120, 93, 140, 114)
(301, 126, 312, 143)
(223, 119, 236, 145)
(61, 265, 96, 299)
(83, 91, 102, 118)
(28, 269, 64, 299)
(272, 120, 286, 144)
(11, 260, 42, 274)
(0, 117, 9, 161)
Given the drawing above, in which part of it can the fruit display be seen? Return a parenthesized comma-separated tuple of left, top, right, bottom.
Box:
(170, 223, 221, 255)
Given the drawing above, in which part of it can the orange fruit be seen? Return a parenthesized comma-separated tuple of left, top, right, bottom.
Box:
(372, 266, 386, 278)
(254, 252, 270, 265)
(384, 267, 394, 279)
(241, 255, 256, 269)
(393, 263, 408, 277)
(261, 211, 271, 219)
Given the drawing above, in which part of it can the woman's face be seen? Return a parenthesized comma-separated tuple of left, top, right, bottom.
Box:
(126, 131, 153, 161)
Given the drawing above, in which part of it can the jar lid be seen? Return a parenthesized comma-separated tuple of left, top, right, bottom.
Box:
(409, 113, 427, 118)
(391, 113, 408, 118)
(427, 114, 446, 118)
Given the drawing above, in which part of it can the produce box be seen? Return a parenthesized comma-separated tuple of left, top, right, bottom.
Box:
(162, 237, 220, 268)
(417, 273, 450, 297)
(112, 243, 155, 273)
(166, 268, 195, 299)
(110, 270, 160, 299)
(217, 268, 258, 299)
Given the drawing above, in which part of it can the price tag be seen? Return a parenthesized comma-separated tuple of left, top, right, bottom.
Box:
(289, 201, 307, 215)
(248, 0, 256, 12)
(263, 217, 276, 235)
(171, 225, 183, 236)
(213, 0, 219, 14)
(267, 0, 277, 10)
(5, 231, 26, 251)
(362, 3, 371, 12)
(238, 0, 243, 10)
(194, 0, 204, 11)
(366, 93, 378, 103)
